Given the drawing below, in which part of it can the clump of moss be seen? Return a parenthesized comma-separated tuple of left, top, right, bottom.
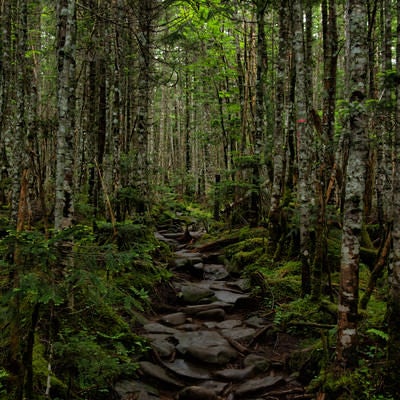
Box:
(274, 296, 335, 332)
(240, 259, 302, 306)
(225, 236, 267, 258)
(223, 235, 268, 274)
(230, 247, 265, 272)
(265, 276, 302, 306)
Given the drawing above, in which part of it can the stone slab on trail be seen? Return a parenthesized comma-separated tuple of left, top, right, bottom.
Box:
(114, 380, 159, 398)
(145, 333, 175, 358)
(203, 264, 230, 280)
(216, 319, 243, 329)
(162, 358, 213, 380)
(235, 375, 285, 396)
(198, 380, 229, 394)
(213, 365, 256, 381)
(213, 289, 251, 305)
(174, 249, 203, 268)
(174, 330, 238, 364)
(179, 284, 216, 304)
(160, 312, 187, 326)
(180, 301, 232, 315)
(143, 322, 179, 335)
(177, 385, 219, 400)
(220, 326, 256, 342)
(195, 308, 226, 321)
(139, 361, 184, 388)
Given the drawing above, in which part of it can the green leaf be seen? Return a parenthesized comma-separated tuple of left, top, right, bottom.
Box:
(366, 328, 388, 342)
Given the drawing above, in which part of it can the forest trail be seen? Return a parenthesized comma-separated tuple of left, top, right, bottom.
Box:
(114, 226, 307, 400)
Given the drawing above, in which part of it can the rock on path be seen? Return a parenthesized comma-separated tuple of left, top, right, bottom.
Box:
(114, 230, 305, 400)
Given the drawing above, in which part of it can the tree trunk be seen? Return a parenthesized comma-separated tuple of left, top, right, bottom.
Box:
(133, 0, 155, 212)
(184, 54, 191, 189)
(336, 0, 368, 370)
(321, 0, 338, 162)
(250, 0, 267, 227)
(312, 0, 338, 300)
(0, 1, 9, 145)
(386, 1, 400, 395)
(55, 0, 76, 230)
(293, 0, 314, 296)
(10, 0, 29, 225)
(0, 7, 5, 204)
(87, 58, 97, 212)
(269, 0, 289, 247)
(112, 1, 122, 220)
(375, 0, 393, 233)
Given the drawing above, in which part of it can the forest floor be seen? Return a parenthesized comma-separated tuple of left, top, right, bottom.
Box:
(114, 226, 312, 400)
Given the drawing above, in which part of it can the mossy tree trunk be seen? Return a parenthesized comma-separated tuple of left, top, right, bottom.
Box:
(250, 0, 267, 227)
(7, 2, 35, 398)
(336, 0, 368, 370)
(293, 0, 314, 296)
(375, 0, 393, 235)
(0, 1, 12, 205)
(269, 0, 289, 246)
(386, 1, 400, 395)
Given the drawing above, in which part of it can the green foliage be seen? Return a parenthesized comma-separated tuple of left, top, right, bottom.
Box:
(0, 220, 170, 399)
(326, 226, 342, 271)
(362, 295, 387, 327)
(74, 192, 96, 223)
(185, 203, 213, 232)
(233, 154, 259, 170)
(313, 363, 394, 400)
(0, 368, 8, 397)
(378, 69, 400, 89)
(54, 328, 140, 396)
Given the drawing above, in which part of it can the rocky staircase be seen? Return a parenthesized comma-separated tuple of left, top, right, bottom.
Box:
(114, 228, 306, 400)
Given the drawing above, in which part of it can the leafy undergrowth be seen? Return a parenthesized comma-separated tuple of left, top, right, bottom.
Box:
(0, 219, 172, 399)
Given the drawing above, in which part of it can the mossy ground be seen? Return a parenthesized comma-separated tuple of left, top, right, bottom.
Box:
(201, 222, 392, 400)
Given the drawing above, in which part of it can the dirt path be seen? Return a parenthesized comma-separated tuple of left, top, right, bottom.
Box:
(114, 229, 307, 400)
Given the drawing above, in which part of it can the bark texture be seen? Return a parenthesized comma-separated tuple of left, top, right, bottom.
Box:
(250, 0, 267, 227)
(133, 0, 155, 211)
(269, 0, 289, 251)
(336, 0, 368, 370)
(293, 0, 314, 295)
(55, 0, 76, 230)
(386, 0, 400, 395)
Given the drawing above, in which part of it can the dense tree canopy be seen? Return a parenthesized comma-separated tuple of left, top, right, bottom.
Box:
(0, 0, 400, 398)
